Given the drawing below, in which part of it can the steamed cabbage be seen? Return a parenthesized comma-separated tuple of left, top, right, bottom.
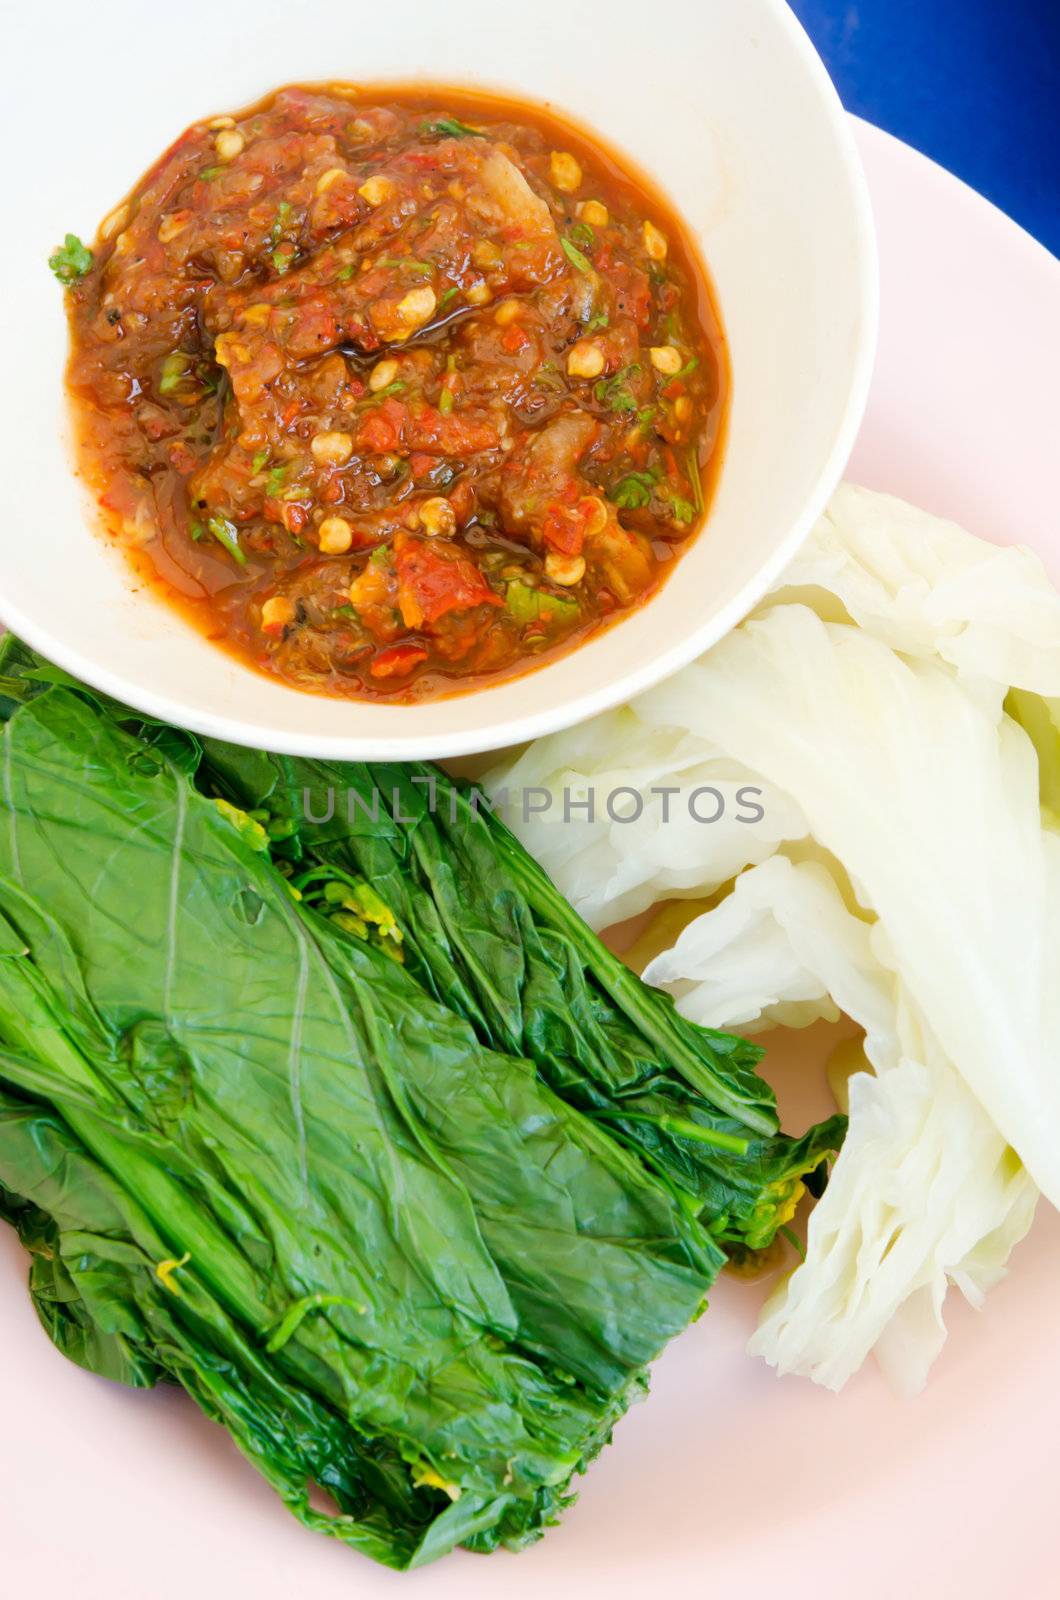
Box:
(487, 484, 1060, 1392)
(647, 855, 1038, 1394)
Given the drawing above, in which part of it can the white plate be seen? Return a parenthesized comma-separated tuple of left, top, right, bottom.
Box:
(1, 122, 1058, 1600)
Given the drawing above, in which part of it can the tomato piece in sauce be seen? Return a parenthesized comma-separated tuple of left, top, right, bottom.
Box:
(393, 534, 502, 630)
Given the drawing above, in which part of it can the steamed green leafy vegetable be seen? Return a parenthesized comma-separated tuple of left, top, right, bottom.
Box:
(0, 639, 842, 1564)
(159, 751, 843, 1254)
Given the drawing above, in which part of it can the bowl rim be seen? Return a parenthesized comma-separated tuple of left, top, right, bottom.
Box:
(7, 0, 879, 761)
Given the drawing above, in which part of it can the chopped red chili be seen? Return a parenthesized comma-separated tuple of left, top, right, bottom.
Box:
(62, 84, 727, 699)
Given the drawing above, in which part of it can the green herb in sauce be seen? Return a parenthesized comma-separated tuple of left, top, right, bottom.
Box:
(561, 236, 593, 274)
(207, 514, 247, 564)
(48, 233, 93, 284)
(609, 469, 658, 510)
(420, 117, 484, 139)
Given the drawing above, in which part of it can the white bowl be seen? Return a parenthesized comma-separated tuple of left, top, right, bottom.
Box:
(3, 0, 876, 760)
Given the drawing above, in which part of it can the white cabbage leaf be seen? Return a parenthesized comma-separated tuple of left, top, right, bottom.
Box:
(489, 709, 807, 930)
(640, 853, 1038, 1394)
(640, 605, 1060, 1208)
(755, 1046, 1037, 1395)
(483, 485, 1059, 1391)
(770, 483, 1060, 692)
(642, 854, 888, 1037)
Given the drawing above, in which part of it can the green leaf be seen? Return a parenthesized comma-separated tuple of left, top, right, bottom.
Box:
(0, 640, 845, 1567)
(593, 363, 642, 413)
(686, 447, 704, 515)
(560, 236, 593, 274)
(48, 233, 93, 284)
(206, 514, 247, 565)
(608, 469, 658, 510)
(779, 1224, 806, 1260)
(378, 257, 433, 276)
(0, 673, 735, 1565)
(505, 580, 579, 627)
(268, 200, 293, 247)
(191, 734, 844, 1210)
(421, 117, 485, 139)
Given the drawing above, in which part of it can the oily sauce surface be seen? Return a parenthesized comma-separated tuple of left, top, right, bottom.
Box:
(64, 84, 728, 700)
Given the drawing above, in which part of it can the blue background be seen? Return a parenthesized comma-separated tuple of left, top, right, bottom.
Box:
(791, 0, 1060, 255)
